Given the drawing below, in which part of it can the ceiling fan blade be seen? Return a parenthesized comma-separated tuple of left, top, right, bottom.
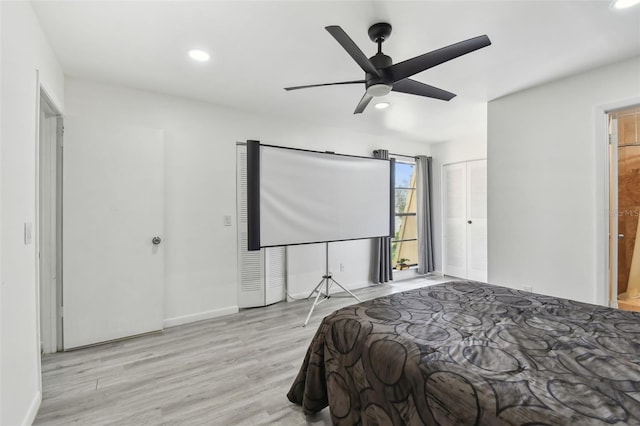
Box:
(325, 26, 381, 77)
(354, 92, 373, 114)
(392, 79, 456, 101)
(284, 80, 365, 91)
(389, 35, 491, 82)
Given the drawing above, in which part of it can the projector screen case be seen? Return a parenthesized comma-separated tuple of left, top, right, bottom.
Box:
(247, 140, 261, 251)
(247, 140, 392, 251)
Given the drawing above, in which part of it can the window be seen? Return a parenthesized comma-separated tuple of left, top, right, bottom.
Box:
(392, 159, 418, 270)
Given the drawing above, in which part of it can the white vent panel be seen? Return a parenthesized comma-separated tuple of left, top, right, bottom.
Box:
(239, 232, 263, 292)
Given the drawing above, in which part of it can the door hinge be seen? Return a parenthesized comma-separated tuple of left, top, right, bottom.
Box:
(57, 125, 64, 147)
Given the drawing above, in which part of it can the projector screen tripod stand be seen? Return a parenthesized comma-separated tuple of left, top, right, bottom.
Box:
(303, 242, 362, 327)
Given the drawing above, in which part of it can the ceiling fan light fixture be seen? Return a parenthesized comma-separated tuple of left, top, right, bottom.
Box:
(366, 84, 392, 97)
(375, 102, 390, 110)
(188, 49, 210, 62)
(612, 0, 640, 8)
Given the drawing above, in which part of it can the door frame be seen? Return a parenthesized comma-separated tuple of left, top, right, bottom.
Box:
(36, 81, 63, 355)
(34, 82, 62, 353)
(609, 115, 619, 309)
(596, 97, 640, 308)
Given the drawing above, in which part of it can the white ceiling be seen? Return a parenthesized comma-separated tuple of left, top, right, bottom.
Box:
(32, 0, 640, 144)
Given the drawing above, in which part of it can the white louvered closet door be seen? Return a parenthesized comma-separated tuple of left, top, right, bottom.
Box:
(442, 160, 487, 282)
(265, 247, 286, 304)
(443, 163, 468, 279)
(466, 160, 488, 281)
(236, 144, 286, 308)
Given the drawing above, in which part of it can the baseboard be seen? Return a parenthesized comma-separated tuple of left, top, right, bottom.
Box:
(163, 306, 239, 328)
(23, 390, 42, 426)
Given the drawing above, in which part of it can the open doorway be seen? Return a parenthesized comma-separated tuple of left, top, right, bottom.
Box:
(38, 88, 63, 353)
(609, 105, 640, 313)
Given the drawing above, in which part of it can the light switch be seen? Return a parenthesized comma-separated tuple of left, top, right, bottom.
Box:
(223, 215, 232, 226)
(24, 222, 33, 245)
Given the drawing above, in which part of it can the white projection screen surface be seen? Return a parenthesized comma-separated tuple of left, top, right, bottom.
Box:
(248, 142, 392, 249)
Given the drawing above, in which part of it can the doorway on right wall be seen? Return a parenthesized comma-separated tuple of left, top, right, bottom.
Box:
(610, 105, 640, 313)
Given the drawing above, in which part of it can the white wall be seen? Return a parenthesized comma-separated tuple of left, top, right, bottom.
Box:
(286, 239, 378, 299)
(64, 78, 430, 324)
(430, 104, 488, 275)
(1, 0, 3, 418)
(1, 2, 65, 425)
(487, 56, 640, 304)
(1, 1, 3, 421)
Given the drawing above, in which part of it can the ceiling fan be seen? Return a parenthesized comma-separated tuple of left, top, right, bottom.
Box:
(284, 23, 491, 114)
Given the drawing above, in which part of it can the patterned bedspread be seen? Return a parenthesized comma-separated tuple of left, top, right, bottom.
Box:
(287, 281, 640, 425)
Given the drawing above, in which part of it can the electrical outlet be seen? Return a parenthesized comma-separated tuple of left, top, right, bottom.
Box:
(523, 286, 533, 293)
(223, 215, 232, 226)
(340, 263, 344, 272)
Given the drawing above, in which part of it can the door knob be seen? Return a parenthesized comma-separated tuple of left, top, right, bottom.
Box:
(619, 234, 625, 239)
(152, 236, 162, 245)
(467, 220, 472, 224)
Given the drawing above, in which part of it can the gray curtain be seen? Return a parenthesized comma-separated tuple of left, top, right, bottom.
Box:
(373, 149, 393, 283)
(416, 155, 435, 273)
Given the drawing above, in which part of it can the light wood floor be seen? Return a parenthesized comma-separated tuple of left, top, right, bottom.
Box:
(34, 275, 454, 426)
(618, 297, 640, 313)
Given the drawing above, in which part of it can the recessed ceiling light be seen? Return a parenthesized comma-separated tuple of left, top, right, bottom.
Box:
(375, 102, 390, 110)
(612, 0, 640, 9)
(188, 49, 210, 62)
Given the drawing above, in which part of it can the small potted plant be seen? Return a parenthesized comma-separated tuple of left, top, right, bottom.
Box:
(397, 258, 410, 270)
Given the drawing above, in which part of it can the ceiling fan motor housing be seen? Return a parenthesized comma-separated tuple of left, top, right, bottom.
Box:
(366, 53, 393, 96)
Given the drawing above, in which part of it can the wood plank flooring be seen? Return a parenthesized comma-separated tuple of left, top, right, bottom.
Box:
(34, 275, 454, 426)
(618, 297, 640, 313)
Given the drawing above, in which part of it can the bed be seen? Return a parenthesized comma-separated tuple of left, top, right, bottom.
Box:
(287, 281, 640, 425)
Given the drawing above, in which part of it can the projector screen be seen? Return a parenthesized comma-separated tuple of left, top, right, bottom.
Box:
(247, 140, 393, 250)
